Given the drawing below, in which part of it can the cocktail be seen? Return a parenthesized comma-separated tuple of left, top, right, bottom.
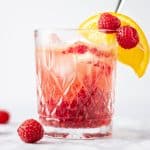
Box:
(35, 29, 116, 139)
(34, 12, 149, 139)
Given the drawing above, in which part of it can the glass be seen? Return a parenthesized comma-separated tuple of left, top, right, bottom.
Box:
(34, 28, 117, 139)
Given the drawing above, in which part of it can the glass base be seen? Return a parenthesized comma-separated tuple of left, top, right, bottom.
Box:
(44, 124, 112, 139)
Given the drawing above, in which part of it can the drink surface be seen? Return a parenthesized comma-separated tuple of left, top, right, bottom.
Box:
(35, 41, 116, 128)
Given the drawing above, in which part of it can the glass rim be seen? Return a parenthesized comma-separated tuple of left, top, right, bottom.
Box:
(34, 27, 116, 33)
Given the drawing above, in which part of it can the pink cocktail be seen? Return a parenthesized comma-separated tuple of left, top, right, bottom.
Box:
(34, 29, 116, 139)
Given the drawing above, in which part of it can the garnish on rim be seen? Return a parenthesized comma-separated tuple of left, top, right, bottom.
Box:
(98, 12, 121, 33)
(79, 12, 150, 77)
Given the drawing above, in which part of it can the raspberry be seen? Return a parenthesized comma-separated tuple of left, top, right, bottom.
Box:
(63, 42, 88, 54)
(54, 85, 111, 128)
(89, 47, 112, 57)
(94, 61, 112, 75)
(17, 119, 44, 143)
(56, 101, 69, 118)
(116, 25, 139, 49)
(0, 110, 10, 124)
(75, 44, 88, 54)
(98, 13, 121, 32)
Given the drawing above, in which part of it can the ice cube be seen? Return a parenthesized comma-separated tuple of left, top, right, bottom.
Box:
(77, 52, 99, 63)
(53, 53, 75, 78)
(51, 52, 76, 92)
(49, 33, 61, 44)
(49, 33, 66, 49)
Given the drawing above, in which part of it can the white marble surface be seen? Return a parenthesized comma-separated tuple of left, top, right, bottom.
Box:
(1, 118, 150, 150)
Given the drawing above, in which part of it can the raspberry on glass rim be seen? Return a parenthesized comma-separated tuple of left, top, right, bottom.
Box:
(116, 25, 139, 49)
(98, 12, 121, 33)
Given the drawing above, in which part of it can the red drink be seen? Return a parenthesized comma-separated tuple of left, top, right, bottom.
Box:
(35, 30, 116, 139)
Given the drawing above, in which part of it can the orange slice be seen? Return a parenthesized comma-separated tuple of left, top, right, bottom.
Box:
(79, 12, 150, 77)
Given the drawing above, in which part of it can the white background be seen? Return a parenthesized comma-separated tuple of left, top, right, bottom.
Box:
(0, 0, 150, 125)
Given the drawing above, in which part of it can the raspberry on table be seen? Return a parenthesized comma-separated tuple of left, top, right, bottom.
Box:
(17, 119, 44, 143)
(0, 110, 10, 124)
